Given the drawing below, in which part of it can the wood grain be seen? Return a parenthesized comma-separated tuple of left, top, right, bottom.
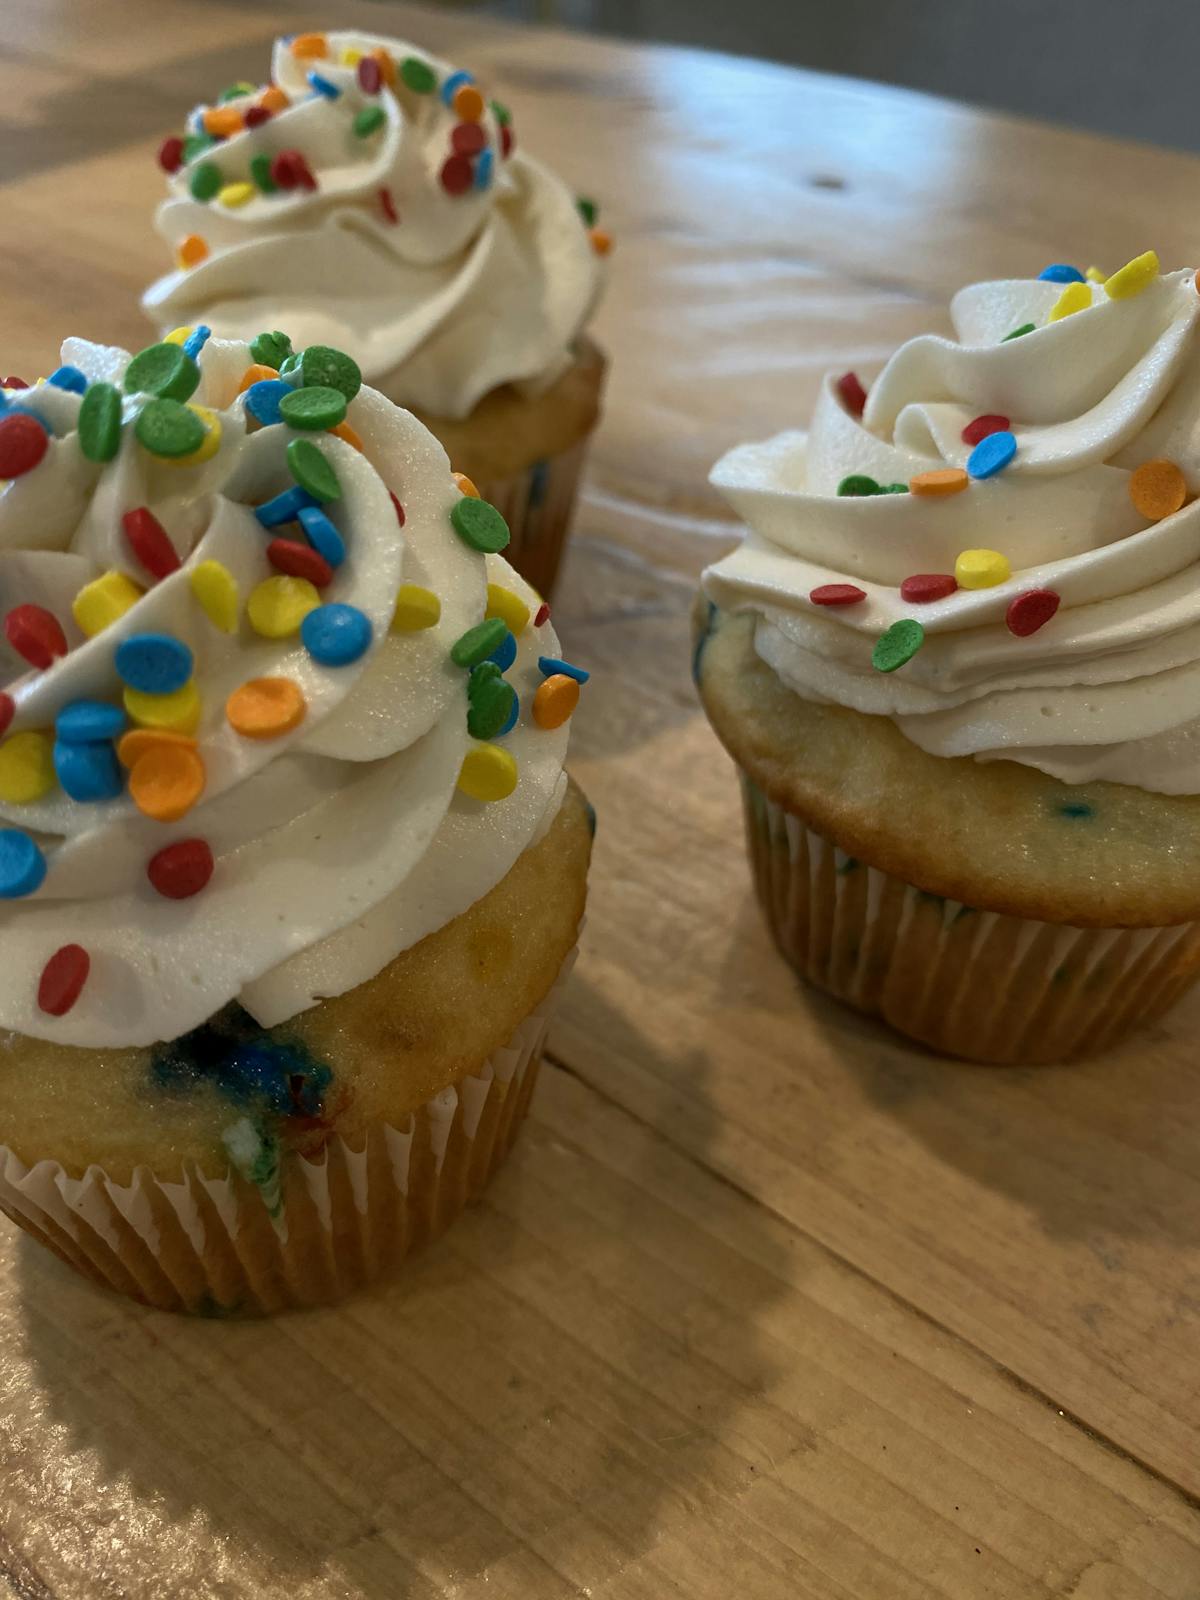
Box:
(3, 1, 1200, 1594)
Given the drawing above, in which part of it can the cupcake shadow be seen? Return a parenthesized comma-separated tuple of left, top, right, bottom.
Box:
(12, 994, 790, 1597)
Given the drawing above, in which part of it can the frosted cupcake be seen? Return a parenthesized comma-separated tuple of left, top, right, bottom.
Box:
(697, 252, 1200, 1063)
(142, 30, 609, 599)
(0, 327, 591, 1312)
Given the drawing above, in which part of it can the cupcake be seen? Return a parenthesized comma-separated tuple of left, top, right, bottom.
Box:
(0, 327, 592, 1313)
(696, 252, 1200, 1064)
(142, 30, 610, 600)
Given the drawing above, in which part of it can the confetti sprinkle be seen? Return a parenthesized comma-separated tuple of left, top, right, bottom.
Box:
(872, 619, 924, 674)
(835, 372, 867, 418)
(457, 744, 518, 802)
(467, 663, 516, 740)
(966, 431, 1017, 479)
(0, 413, 49, 478)
(453, 471, 480, 498)
(538, 655, 589, 684)
(37, 944, 90, 1015)
(135, 398, 205, 459)
(287, 437, 342, 502)
(910, 467, 969, 497)
(56, 701, 127, 744)
(115, 633, 194, 696)
(1104, 249, 1159, 300)
(123, 680, 202, 736)
(129, 740, 205, 821)
(190, 560, 239, 632)
(899, 573, 957, 603)
(809, 583, 866, 606)
(1037, 264, 1085, 283)
(73, 571, 143, 636)
(1129, 459, 1187, 521)
(301, 603, 372, 666)
(248, 575, 320, 639)
(0, 829, 46, 897)
(955, 548, 1012, 588)
(837, 474, 879, 497)
(486, 583, 530, 634)
(1048, 282, 1091, 322)
(1005, 589, 1061, 637)
(451, 618, 508, 667)
(53, 738, 123, 803)
(961, 414, 1009, 447)
(533, 675, 580, 730)
(5, 604, 67, 669)
(0, 733, 55, 804)
(78, 382, 123, 462)
(267, 537, 334, 588)
(297, 504, 346, 568)
(147, 838, 214, 899)
(391, 585, 441, 632)
(279, 385, 347, 431)
(1002, 323, 1036, 341)
(451, 496, 510, 553)
(226, 677, 307, 739)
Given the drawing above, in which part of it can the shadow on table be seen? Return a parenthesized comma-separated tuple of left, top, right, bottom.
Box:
(13, 984, 789, 1598)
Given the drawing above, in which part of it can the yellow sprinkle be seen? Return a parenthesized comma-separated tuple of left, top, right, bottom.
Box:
(72, 571, 143, 637)
(247, 575, 320, 639)
(457, 743, 518, 802)
(486, 582, 530, 635)
(1048, 281, 1092, 322)
(1104, 249, 1159, 301)
(340, 46, 363, 64)
(165, 404, 222, 468)
(123, 680, 202, 736)
(954, 548, 1012, 589)
(217, 181, 256, 209)
(164, 326, 194, 346)
(391, 583, 441, 633)
(0, 731, 55, 804)
(452, 471, 480, 499)
(1085, 266, 1106, 283)
(190, 559, 239, 632)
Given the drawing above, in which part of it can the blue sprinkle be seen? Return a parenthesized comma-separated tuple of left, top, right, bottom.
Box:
(53, 740, 123, 803)
(47, 365, 88, 394)
(475, 148, 494, 190)
(244, 379, 292, 427)
(0, 830, 46, 898)
(1037, 263, 1085, 284)
(182, 325, 212, 360)
(308, 70, 341, 99)
(255, 483, 318, 528)
(966, 430, 1017, 480)
(297, 504, 346, 568)
(301, 603, 372, 666)
(498, 691, 519, 737)
(56, 699, 128, 744)
(1059, 800, 1094, 820)
(441, 69, 474, 107)
(538, 655, 590, 684)
(115, 632, 194, 695)
(488, 630, 517, 672)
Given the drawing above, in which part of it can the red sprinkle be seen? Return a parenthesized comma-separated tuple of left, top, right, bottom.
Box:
(147, 839, 215, 900)
(38, 945, 90, 1017)
(810, 583, 867, 607)
(0, 413, 48, 478)
(534, 603, 551, 627)
(267, 536, 334, 587)
(243, 104, 272, 129)
(389, 490, 406, 527)
(2, 376, 27, 390)
(451, 122, 487, 157)
(900, 573, 958, 603)
(122, 506, 181, 581)
(962, 413, 1010, 446)
(836, 372, 868, 419)
(440, 154, 474, 196)
(271, 149, 316, 191)
(500, 123, 515, 159)
(379, 186, 399, 225)
(0, 692, 13, 737)
(1006, 588, 1061, 637)
(5, 604, 67, 669)
(357, 56, 382, 94)
(158, 135, 185, 174)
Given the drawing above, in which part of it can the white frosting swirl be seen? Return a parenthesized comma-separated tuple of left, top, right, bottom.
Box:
(143, 32, 604, 420)
(705, 265, 1200, 795)
(0, 336, 573, 1046)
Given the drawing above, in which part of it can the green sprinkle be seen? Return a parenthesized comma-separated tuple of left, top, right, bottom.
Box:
(837, 474, 880, 497)
(279, 385, 348, 431)
(354, 105, 386, 138)
(124, 343, 200, 403)
(450, 496, 510, 554)
(250, 330, 293, 369)
(491, 99, 511, 125)
(577, 196, 598, 227)
(249, 153, 276, 194)
(1003, 323, 1036, 341)
(189, 161, 222, 202)
(451, 618, 509, 668)
(287, 436, 341, 502)
(134, 398, 205, 459)
(77, 381, 122, 463)
(467, 662, 516, 739)
(400, 56, 437, 93)
(878, 482, 909, 494)
(872, 618, 924, 674)
(182, 132, 215, 163)
(1058, 800, 1094, 820)
(218, 81, 256, 102)
(297, 345, 362, 402)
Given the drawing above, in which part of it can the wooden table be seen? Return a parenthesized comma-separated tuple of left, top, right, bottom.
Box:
(4, 3, 1200, 1594)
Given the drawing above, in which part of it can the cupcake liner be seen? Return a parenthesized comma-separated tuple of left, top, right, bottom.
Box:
(741, 775, 1200, 1064)
(0, 950, 576, 1315)
(474, 434, 591, 600)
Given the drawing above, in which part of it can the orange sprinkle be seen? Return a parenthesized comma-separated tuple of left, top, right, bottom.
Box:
(453, 471, 480, 499)
(910, 467, 969, 498)
(203, 105, 244, 137)
(117, 728, 198, 770)
(533, 674, 580, 730)
(129, 743, 206, 823)
(1129, 458, 1188, 521)
(259, 84, 290, 114)
(238, 362, 279, 393)
(330, 419, 364, 452)
(589, 227, 613, 257)
(289, 32, 327, 60)
(371, 47, 396, 86)
(226, 677, 307, 740)
(452, 83, 485, 122)
(177, 234, 209, 269)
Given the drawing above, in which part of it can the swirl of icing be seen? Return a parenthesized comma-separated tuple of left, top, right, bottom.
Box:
(704, 261, 1200, 795)
(142, 31, 606, 420)
(0, 333, 579, 1046)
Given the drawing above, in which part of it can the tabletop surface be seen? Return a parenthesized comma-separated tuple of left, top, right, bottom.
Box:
(4, 2, 1200, 1596)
